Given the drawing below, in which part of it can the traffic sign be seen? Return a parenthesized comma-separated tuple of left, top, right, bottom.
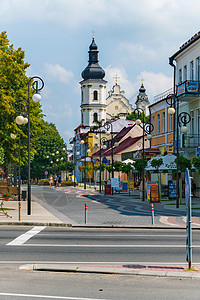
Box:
(45, 171, 48, 175)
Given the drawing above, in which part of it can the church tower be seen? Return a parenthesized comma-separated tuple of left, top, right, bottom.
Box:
(135, 83, 150, 116)
(80, 37, 107, 127)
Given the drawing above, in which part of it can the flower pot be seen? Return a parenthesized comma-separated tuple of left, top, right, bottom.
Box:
(4, 197, 10, 201)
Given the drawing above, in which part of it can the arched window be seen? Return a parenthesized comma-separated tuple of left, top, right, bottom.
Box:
(93, 113, 98, 122)
(93, 90, 98, 100)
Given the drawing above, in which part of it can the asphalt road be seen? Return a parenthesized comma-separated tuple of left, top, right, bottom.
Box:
(1, 226, 200, 299)
(1, 265, 200, 300)
(1, 227, 200, 264)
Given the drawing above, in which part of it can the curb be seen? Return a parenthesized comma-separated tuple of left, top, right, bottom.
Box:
(20, 264, 200, 278)
(0, 222, 72, 227)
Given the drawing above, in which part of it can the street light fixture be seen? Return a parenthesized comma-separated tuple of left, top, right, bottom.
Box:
(27, 76, 44, 215)
(167, 96, 191, 208)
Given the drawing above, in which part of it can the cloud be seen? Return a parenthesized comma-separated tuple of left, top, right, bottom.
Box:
(135, 71, 172, 103)
(44, 63, 73, 84)
(105, 65, 135, 98)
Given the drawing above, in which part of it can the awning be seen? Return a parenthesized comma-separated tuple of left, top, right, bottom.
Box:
(145, 154, 177, 173)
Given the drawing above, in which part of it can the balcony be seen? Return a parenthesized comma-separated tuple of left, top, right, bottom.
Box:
(177, 80, 200, 101)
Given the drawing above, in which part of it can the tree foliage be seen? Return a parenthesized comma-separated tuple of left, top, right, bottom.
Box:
(0, 31, 44, 167)
(133, 159, 147, 173)
(150, 158, 163, 171)
(176, 155, 191, 172)
(21, 122, 67, 179)
(126, 111, 150, 123)
(192, 157, 200, 174)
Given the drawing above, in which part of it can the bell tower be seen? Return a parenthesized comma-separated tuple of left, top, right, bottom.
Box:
(80, 37, 107, 127)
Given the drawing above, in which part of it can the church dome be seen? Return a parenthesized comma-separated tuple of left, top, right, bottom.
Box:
(139, 83, 146, 93)
(81, 38, 105, 80)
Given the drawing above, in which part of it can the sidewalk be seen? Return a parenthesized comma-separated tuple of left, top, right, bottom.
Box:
(20, 263, 200, 279)
(0, 196, 72, 226)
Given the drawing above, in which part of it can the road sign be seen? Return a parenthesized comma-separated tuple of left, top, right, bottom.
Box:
(185, 168, 190, 205)
(45, 171, 48, 175)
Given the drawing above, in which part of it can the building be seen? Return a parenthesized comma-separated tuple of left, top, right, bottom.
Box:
(106, 81, 133, 120)
(80, 37, 107, 127)
(135, 83, 150, 116)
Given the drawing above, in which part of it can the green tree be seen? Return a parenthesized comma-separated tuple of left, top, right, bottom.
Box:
(134, 159, 147, 174)
(21, 122, 66, 179)
(192, 157, 200, 174)
(126, 111, 150, 123)
(177, 155, 191, 172)
(0, 147, 5, 165)
(0, 31, 44, 169)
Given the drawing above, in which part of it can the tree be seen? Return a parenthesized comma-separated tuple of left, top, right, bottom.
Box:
(21, 122, 66, 179)
(177, 155, 191, 172)
(134, 159, 147, 174)
(120, 162, 134, 195)
(192, 157, 200, 174)
(105, 164, 113, 179)
(0, 31, 44, 169)
(126, 111, 150, 123)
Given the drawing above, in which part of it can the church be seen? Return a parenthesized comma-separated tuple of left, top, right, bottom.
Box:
(79, 36, 149, 127)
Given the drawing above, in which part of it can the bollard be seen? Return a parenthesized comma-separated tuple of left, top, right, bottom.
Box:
(151, 203, 154, 225)
(85, 203, 87, 224)
(19, 201, 21, 221)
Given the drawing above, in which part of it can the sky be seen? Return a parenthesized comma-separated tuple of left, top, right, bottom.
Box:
(1, 0, 200, 144)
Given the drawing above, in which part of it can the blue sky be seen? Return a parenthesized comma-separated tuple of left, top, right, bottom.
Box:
(1, 0, 200, 144)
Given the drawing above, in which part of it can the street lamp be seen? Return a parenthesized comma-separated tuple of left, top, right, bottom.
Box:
(13, 99, 28, 221)
(167, 97, 191, 208)
(27, 76, 44, 215)
(81, 140, 92, 190)
(133, 108, 154, 202)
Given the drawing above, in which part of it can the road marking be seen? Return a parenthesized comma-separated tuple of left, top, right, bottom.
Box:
(0, 293, 106, 300)
(6, 226, 46, 246)
(22, 243, 200, 248)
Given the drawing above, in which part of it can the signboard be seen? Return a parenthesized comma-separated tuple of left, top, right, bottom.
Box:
(186, 81, 199, 93)
(147, 183, 158, 201)
(185, 168, 190, 205)
(111, 178, 120, 189)
(128, 180, 134, 189)
(122, 181, 128, 192)
(168, 181, 176, 199)
(150, 185, 160, 203)
(45, 171, 48, 175)
(177, 83, 186, 96)
(196, 147, 200, 157)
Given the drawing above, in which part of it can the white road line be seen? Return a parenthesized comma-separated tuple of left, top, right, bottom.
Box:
(22, 243, 200, 248)
(6, 226, 46, 246)
(0, 293, 106, 300)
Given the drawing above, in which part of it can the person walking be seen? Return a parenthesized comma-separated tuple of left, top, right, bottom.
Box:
(58, 174, 62, 187)
(53, 174, 57, 187)
(49, 175, 53, 188)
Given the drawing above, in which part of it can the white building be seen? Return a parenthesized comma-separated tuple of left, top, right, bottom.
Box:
(80, 37, 107, 127)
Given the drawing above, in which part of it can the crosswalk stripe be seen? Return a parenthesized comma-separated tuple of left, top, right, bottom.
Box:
(6, 226, 46, 246)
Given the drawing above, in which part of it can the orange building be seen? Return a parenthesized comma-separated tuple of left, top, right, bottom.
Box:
(149, 94, 174, 155)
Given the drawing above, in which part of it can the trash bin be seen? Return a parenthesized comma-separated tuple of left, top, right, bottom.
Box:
(105, 184, 111, 195)
(22, 190, 27, 201)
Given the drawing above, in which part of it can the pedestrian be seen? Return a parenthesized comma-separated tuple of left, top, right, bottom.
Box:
(58, 174, 62, 187)
(49, 175, 53, 188)
(53, 174, 57, 187)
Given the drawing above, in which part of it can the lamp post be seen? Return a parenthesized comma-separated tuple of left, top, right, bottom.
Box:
(133, 108, 154, 202)
(27, 76, 44, 215)
(81, 140, 92, 190)
(167, 96, 191, 208)
(12, 99, 28, 221)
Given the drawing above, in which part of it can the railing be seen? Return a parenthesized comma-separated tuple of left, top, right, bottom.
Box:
(154, 88, 173, 103)
(183, 134, 200, 148)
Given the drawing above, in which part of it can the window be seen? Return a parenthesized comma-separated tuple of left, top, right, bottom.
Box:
(152, 116, 155, 135)
(196, 57, 200, 81)
(81, 112, 84, 125)
(93, 90, 98, 100)
(190, 61, 194, 80)
(81, 90, 83, 102)
(179, 69, 182, 83)
(169, 114, 173, 132)
(190, 110, 194, 135)
(157, 114, 160, 134)
(93, 112, 98, 122)
(162, 112, 165, 133)
(183, 65, 187, 81)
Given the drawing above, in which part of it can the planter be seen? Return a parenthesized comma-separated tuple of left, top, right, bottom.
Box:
(4, 197, 10, 201)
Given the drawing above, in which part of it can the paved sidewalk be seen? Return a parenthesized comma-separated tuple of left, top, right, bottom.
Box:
(20, 263, 200, 278)
(0, 196, 71, 226)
